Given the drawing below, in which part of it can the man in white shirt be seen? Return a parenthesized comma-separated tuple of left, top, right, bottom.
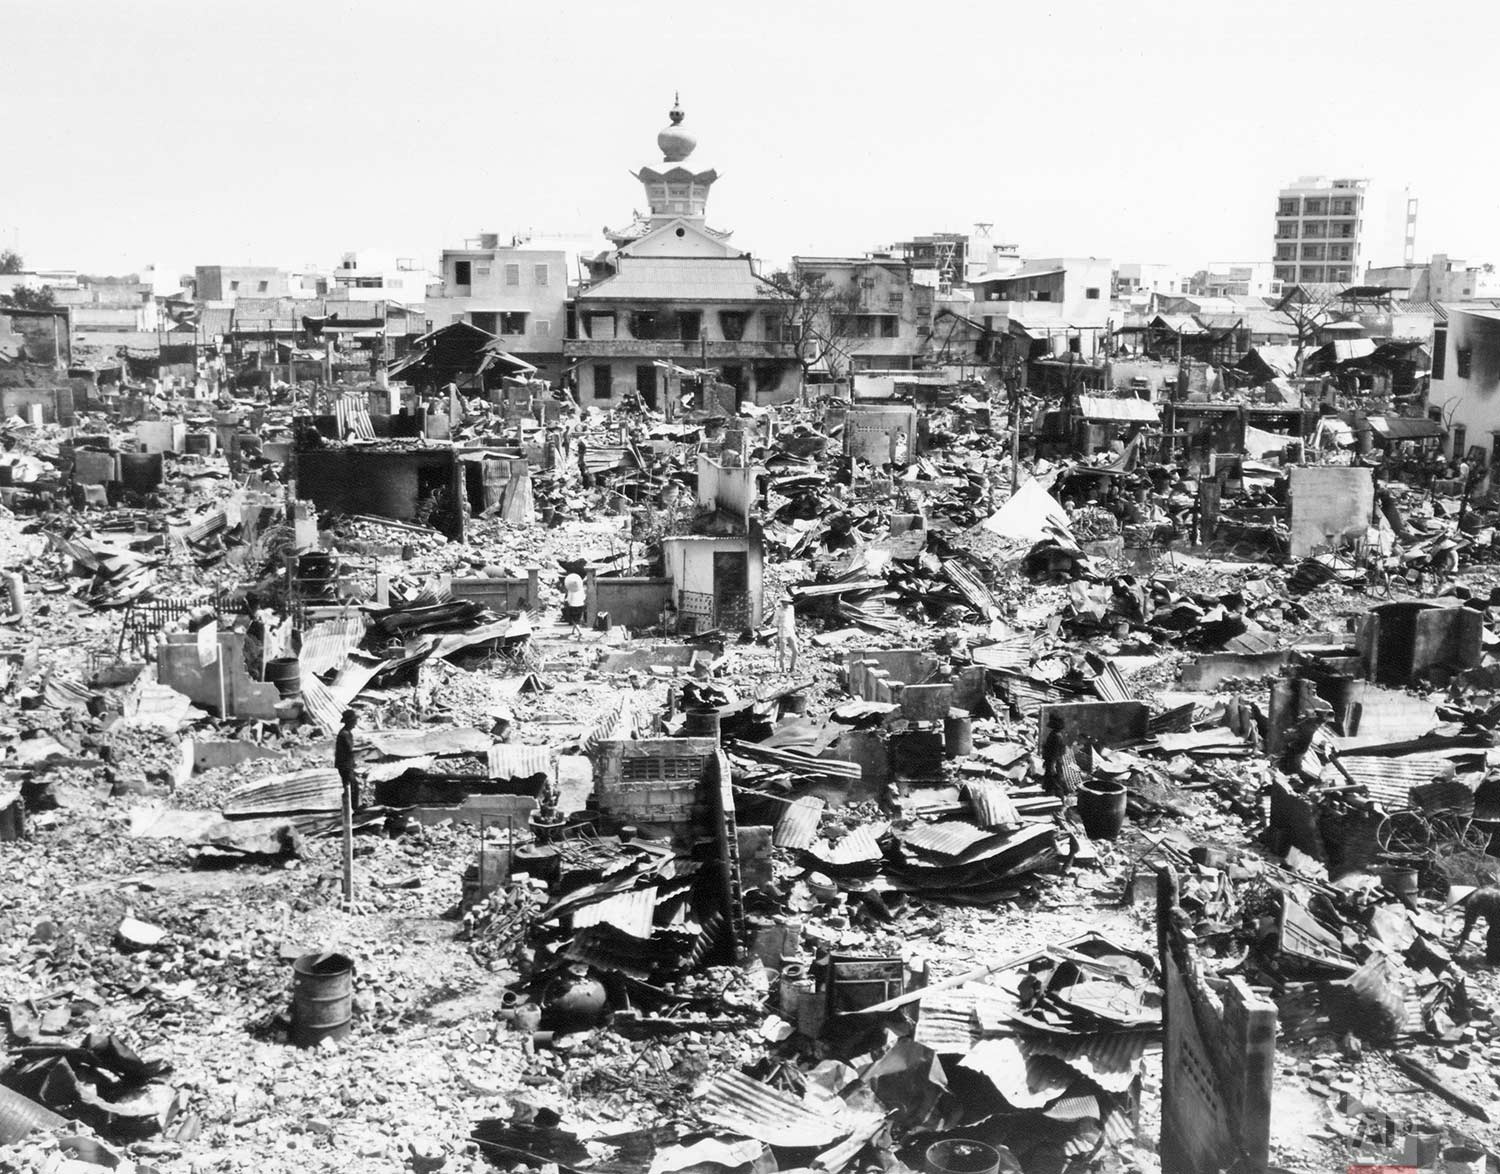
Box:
(776, 594, 799, 673)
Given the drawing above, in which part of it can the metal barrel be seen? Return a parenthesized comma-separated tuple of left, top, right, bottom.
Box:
(291, 951, 354, 1047)
(0, 1083, 67, 1145)
(682, 708, 721, 741)
(264, 656, 302, 699)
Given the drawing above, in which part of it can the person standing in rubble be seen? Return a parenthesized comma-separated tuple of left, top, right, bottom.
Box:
(775, 593, 799, 673)
(1043, 716, 1072, 796)
(336, 709, 362, 811)
(561, 571, 587, 639)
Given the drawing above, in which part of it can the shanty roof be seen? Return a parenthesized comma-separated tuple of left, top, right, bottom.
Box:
(577, 256, 783, 303)
(1238, 344, 1300, 376)
(1367, 415, 1446, 440)
(1148, 313, 1206, 335)
(1077, 395, 1161, 423)
(971, 266, 1065, 283)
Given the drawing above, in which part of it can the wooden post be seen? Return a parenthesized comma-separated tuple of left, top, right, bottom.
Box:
(341, 786, 355, 907)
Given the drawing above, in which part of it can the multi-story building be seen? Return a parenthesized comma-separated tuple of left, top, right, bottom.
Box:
(1115, 263, 1183, 297)
(194, 265, 295, 303)
(966, 256, 1114, 358)
(328, 250, 433, 306)
(425, 235, 571, 384)
(789, 254, 934, 372)
(563, 99, 799, 407)
(1272, 177, 1368, 286)
(1425, 301, 1500, 462)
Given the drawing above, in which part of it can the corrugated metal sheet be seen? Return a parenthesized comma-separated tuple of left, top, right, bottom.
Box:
(571, 886, 657, 939)
(1090, 660, 1133, 704)
(970, 638, 1032, 671)
(773, 795, 824, 850)
(369, 728, 491, 757)
(1022, 1031, 1148, 1093)
(1336, 754, 1456, 811)
(697, 1070, 845, 1148)
(903, 820, 991, 858)
(223, 768, 342, 817)
(488, 744, 552, 781)
(960, 1037, 1073, 1108)
(964, 780, 1020, 829)
(298, 652, 384, 734)
(997, 674, 1071, 717)
(811, 822, 886, 867)
(913, 993, 981, 1055)
(298, 616, 367, 674)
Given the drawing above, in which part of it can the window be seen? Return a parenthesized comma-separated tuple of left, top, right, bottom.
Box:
(763, 312, 783, 342)
(629, 311, 660, 340)
(1085, 287, 1101, 299)
(499, 312, 527, 334)
(475, 266, 491, 277)
(1303, 222, 1327, 239)
(1276, 245, 1296, 261)
(886, 291, 905, 310)
(1458, 346, 1473, 379)
(504, 264, 520, 286)
(229, 280, 240, 291)
(1276, 224, 1298, 239)
(1033, 290, 1052, 302)
(355, 277, 382, 288)
(592, 363, 612, 401)
(677, 311, 701, 341)
(1304, 198, 1327, 215)
(1432, 325, 1447, 379)
(1278, 199, 1299, 215)
(719, 311, 746, 341)
(586, 312, 616, 340)
(258, 280, 269, 292)
(470, 311, 498, 333)
(534, 264, 549, 286)
(1452, 424, 1466, 457)
(534, 319, 550, 339)
(879, 316, 897, 338)
(454, 261, 472, 285)
(1301, 244, 1324, 260)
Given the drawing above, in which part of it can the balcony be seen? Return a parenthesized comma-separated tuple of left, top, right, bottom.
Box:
(563, 337, 798, 359)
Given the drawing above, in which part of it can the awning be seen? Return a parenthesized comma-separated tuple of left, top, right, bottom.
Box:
(1368, 416, 1445, 440)
(1076, 395, 1161, 424)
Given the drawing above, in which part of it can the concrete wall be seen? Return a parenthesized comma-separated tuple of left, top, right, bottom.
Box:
(0, 385, 75, 426)
(590, 575, 674, 629)
(158, 630, 281, 720)
(0, 308, 72, 367)
(841, 405, 918, 464)
(696, 453, 756, 527)
(293, 448, 462, 539)
(1287, 465, 1374, 557)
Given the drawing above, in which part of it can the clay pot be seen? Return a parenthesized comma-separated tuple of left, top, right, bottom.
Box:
(541, 965, 607, 1029)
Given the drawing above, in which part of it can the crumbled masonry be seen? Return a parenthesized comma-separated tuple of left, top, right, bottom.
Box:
(6, 344, 1500, 1174)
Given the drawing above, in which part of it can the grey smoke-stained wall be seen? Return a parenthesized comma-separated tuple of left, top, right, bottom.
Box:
(1287, 465, 1374, 557)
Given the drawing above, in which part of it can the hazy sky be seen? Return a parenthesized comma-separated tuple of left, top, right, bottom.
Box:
(4, 0, 1500, 279)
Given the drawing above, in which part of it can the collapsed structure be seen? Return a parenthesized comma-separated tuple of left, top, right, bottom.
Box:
(10, 109, 1500, 1174)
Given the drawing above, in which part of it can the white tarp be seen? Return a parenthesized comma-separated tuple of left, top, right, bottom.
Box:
(1244, 425, 1293, 459)
(983, 477, 1073, 542)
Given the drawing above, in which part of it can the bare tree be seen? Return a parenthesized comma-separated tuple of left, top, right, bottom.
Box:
(1274, 283, 1340, 374)
(765, 268, 862, 385)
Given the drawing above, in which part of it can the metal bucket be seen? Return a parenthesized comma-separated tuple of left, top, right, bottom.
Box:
(925, 1139, 1001, 1174)
(1443, 1144, 1487, 1174)
(291, 951, 354, 1047)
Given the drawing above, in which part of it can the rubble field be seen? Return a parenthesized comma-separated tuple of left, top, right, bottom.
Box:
(7, 375, 1500, 1174)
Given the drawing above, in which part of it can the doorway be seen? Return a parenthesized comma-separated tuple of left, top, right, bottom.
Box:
(712, 550, 749, 630)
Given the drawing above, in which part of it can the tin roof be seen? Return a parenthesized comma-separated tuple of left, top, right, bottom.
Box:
(697, 1070, 845, 1147)
(223, 768, 342, 817)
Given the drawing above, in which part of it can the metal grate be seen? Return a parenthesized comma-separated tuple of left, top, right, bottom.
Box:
(117, 596, 204, 658)
(679, 589, 713, 634)
(621, 753, 708, 781)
